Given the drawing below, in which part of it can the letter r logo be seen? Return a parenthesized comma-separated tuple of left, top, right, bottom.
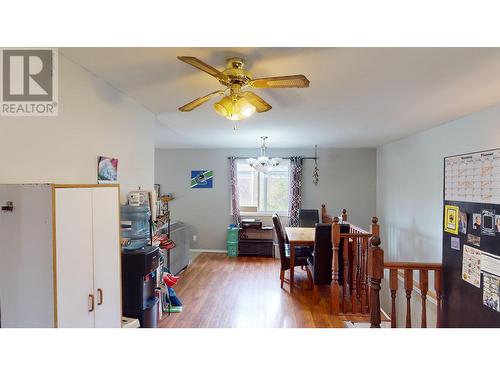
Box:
(2, 49, 53, 101)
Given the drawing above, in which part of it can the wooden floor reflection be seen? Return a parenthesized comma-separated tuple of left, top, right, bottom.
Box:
(159, 252, 344, 328)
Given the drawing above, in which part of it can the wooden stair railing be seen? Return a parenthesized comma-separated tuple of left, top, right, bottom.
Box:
(383, 262, 443, 328)
(331, 211, 379, 318)
(324, 205, 444, 328)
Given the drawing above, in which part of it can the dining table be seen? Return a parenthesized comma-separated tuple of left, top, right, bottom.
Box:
(284, 226, 315, 293)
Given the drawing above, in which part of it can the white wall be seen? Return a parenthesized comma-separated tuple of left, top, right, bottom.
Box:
(0, 184, 54, 327)
(377, 103, 500, 263)
(376, 103, 500, 326)
(0, 54, 156, 201)
(155, 147, 376, 250)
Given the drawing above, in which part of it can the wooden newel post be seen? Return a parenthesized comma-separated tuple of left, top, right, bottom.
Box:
(321, 204, 332, 224)
(368, 235, 384, 328)
(370, 216, 379, 237)
(321, 204, 327, 221)
(434, 269, 443, 328)
(331, 217, 340, 315)
(341, 209, 347, 222)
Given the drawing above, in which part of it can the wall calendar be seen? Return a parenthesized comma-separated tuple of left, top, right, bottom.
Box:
(444, 149, 500, 204)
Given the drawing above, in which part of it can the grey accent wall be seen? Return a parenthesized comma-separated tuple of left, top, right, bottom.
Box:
(155, 147, 376, 250)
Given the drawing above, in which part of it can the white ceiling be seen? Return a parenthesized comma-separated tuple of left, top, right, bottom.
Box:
(61, 47, 500, 149)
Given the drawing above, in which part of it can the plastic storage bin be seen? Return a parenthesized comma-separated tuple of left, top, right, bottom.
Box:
(227, 227, 239, 243)
(227, 242, 238, 257)
(227, 226, 239, 257)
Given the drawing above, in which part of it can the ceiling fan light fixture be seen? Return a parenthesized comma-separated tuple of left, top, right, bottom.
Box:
(213, 95, 256, 121)
(238, 97, 256, 118)
(213, 96, 232, 118)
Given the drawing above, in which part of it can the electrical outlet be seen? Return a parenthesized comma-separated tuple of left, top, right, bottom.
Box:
(193, 235, 197, 242)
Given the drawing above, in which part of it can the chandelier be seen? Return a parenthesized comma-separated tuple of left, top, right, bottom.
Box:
(246, 136, 282, 174)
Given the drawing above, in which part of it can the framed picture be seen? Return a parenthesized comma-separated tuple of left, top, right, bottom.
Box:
(472, 213, 482, 231)
(97, 156, 118, 184)
(482, 209, 496, 236)
(458, 211, 467, 234)
(444, 205, 459, 235)
(191, 170, 213, 189)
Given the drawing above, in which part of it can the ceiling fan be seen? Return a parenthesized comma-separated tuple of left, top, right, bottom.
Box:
(177, 56, 310, 121)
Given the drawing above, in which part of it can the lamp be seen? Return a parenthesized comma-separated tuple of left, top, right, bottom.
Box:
(246, 136, 282, 174)
(213, 95, 256, 121)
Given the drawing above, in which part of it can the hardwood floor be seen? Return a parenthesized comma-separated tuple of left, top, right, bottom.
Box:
(159, 252, 345, 328)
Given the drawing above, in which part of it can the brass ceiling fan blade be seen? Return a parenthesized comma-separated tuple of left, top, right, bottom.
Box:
(178, 90, 224, 112)
(241, 91, 272, 113)
(177, 56, 230, 84)
(249, 74, 310, 89)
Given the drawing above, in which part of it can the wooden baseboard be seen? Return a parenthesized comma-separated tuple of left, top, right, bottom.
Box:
(190, 249, 227, 253)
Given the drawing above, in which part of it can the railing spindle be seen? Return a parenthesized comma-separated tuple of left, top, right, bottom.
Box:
(361, 236, 368, 313)
(389, 268, 398, 328)
(419, 270, 428, 328)
(351, 236, 358, 313)
(404, 269, 413, 328)
(356, 238, 361, 301)
(342, 236, 349, 313)
(331, 217, 340, 314)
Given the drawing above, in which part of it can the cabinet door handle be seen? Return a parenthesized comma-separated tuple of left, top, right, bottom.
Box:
(88, 294, 95, 312)
(97, 288, 103, 306)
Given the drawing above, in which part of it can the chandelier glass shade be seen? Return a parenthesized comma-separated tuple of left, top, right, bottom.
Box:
(246, 136, 282, 174)
(213, 95, 256, 121)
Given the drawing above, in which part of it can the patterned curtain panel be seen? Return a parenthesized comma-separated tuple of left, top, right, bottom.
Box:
(229, 157, 241, 225)
(288, 156, 303, 227)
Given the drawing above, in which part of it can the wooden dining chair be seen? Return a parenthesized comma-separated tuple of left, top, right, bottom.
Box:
(272, 214, 313, 290)
(307, 223, 351, 285)
(307, 224, 333, 285)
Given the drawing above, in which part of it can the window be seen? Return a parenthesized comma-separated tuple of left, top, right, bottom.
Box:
(237, 160, 290, 213)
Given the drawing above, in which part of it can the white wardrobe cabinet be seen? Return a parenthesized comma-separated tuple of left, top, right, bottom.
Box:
(0, 184, 121, 328)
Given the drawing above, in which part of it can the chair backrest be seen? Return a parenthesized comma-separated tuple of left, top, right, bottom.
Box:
(312, 224, 333, 284)
(299, 209, 320, 228)
(311, 223, 351, 285)
(272, 214, 287, 268)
